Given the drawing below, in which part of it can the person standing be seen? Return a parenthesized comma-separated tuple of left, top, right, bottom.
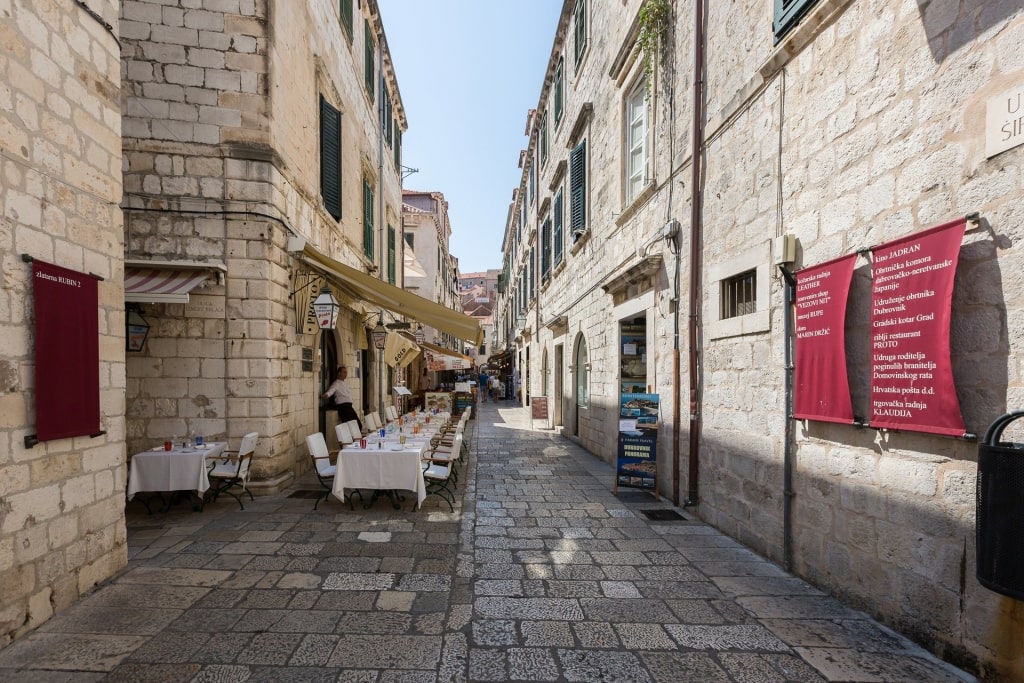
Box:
(478, 368, 489, 403)
(322, 366, 362, 431)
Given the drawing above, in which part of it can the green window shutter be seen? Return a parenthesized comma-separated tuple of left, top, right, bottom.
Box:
(774, 0, 818, 42)
(569, 140, 586, 237)
(340, 0, 353, 41)
(394, 128, 402, 171)
(554, 58, 564, 125)
(574, 0, 587, 66)
(387, 224, 396, 284)
(540, 112, 548, 166)
(541, 218, 551, 279)
(382, 87, 393, 147)
(528, 161, 534, 204)
(553, 188, 563, 266)
(364, 21, 375, 102)
(319, 96, 341, 221)
(363, 179, 374, 260)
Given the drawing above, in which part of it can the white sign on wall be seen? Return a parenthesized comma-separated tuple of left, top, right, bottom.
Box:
(986, 85, 1024, 158)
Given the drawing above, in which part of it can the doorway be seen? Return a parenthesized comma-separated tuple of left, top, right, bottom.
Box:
(573, 335, 588, 435)
(319, 331, 339, 437)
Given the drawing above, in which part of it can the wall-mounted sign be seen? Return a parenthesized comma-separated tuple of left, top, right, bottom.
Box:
(185, 294, 225, 319)
(793, 254, 856, 424)
(868, 217, 966, 436)
(986, 84, 1024, 158)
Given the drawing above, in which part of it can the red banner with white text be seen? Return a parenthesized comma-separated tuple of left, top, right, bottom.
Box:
(33, 260, 100, 442)
(869, 218, 965, 436)
(794, 254, 856, 424)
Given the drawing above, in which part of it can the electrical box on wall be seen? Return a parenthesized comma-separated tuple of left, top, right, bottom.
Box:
(774, 233, 797, 265)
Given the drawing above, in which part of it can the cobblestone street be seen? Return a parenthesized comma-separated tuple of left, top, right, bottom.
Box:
(0, 402, 976, 682)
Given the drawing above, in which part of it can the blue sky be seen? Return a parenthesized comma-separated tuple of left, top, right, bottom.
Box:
(376, 1, 563, 274)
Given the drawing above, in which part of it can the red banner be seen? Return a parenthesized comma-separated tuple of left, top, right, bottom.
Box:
(794, 254, 856, 423)
(869, 218, 966, 436)
(32, 260, 100, 441)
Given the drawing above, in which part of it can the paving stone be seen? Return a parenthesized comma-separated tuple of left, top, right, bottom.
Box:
(472, 619, 520, 646)
(316, 557, 383, 573)
(275, 572, 322, 589)
(556, 649, 652, 682)
(665, 624, 792, 651)
(270, 610, 341, 633)
(507, 647, 560, 680)
(323, 572, 396, 591)
(579, 598, 677, 623)
(237, 589, 295, 609)
(521, 620, 575, 647)
(759, 618, 915, 652)
(336, 611, 414, 635)
(640, 652, 732, 683)
(104, 662, 202, 682)
(314, 591, 378, 611)
(126, 630, 210, 663)
(571, 622, 621, 649)
(614, 623, 679, 650)
(327, 635, 442, 669)
(795, 647, 972, 682)
(189, 665, 254, 683)
(0, 673, 105, 683)
(397, 574, 452, 592)
(377, 591, 416, 611)
(246, 666, 340, 682)
(468, 648, 506, 681)
(475, 597, 584, 621)
(235, 632, 303, 665)
(717, 652, 827, 682)
(737, 595, 863, 620)
(289, 634, 341, 667)
(192, 633, 254, 663)
(600, 580, 641, 598)
(0, 633, 149, 672)
(36, 605, 181, 636)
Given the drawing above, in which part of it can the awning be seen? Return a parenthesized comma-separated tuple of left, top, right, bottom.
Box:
(383, 331, 420, 369)
(124, 259, 226, 304)
(421, 341, 474, 372)
(292, 239, 483, 346)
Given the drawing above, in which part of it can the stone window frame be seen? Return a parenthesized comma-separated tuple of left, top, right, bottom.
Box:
(708, 240, 771, 339)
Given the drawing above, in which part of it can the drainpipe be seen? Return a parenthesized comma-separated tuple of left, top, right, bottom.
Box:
(376, 18, 386, 419)
(685, 0, 706, 507)
(779, 265, 796, 570)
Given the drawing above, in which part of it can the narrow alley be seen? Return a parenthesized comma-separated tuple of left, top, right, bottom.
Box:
(0, 403, 975, 682)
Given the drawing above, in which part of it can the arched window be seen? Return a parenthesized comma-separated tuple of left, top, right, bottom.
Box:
(574, 335, 588, 409)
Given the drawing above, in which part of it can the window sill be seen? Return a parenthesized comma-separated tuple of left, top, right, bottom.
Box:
(615, 182, 657, 229)
(569, 230, 589, 255)
(760, 0, 853, 79)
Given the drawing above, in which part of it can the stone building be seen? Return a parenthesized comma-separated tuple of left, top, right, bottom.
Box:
(0, 0, 126, 646)
(496, 0, 1024, 678)
(119, 0, 425, 489)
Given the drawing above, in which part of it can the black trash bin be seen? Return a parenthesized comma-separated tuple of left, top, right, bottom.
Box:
(977, 411, 1024, 600)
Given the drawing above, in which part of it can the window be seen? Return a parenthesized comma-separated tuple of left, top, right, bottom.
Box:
(340, 0, 353, 41)
(774, 0, 819, 43)
(364, 21, 375, 102)
(573, 0, 587, 68)
(529, 247, 535, 300)
(319, 96, 341, 220)
(554, 57, 564, 126)
(528, 160, 535, 205)
(404, 232, 414, 249)
(394, 128, 401, 171)
(387, 224, 396, 284)
(575, 334, 588, 409)
(569, 140, 587, 239)
(721, 270, 756, 319)
(541, 217, 551, 280)
(382, 87, 393, 147)
(553, 187, 564, 267)
(708, 242, 771, 339)
(625, 80, 648, 204)
(540, 112, 548, 167)
(362, 178, 374, 260)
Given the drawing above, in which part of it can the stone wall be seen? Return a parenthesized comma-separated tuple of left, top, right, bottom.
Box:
(0, 0, 126, 646)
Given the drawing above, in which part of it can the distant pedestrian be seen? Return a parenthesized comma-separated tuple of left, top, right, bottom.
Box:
(478, 369, 488, 402)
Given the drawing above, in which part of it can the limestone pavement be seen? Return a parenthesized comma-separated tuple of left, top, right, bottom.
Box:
(0, 401, 976, 682)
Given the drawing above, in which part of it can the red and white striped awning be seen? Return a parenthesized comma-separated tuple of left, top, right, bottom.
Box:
(124, 260, 225, 304)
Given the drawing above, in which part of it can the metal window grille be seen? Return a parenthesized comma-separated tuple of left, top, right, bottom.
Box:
(721, 269, 756, 319)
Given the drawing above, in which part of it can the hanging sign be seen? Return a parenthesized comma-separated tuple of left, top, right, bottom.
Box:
(32, 260, 100, 442)
(793, 254, 856, 423)
(869, 217, 966, 436)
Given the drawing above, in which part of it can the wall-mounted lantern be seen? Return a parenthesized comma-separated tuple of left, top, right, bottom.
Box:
(126, 307, 150, 352)
(313, 285, 340, 329)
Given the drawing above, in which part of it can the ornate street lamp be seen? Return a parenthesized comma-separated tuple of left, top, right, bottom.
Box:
(312, 285, 340, 329)
(371, 317, 387, 350)
(126, 307, 150, 352)
(414, 323, 425, 345)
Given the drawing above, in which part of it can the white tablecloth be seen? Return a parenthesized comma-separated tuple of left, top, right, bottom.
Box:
(127, 442, 226, 499)
(332, 441, 427, 507)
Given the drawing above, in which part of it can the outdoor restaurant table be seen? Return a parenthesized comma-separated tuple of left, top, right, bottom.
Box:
(127, 441, 227, 500)
(332, 438, 428, 509)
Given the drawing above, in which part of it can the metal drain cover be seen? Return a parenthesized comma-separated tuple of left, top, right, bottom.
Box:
(641, 509, 686, 521)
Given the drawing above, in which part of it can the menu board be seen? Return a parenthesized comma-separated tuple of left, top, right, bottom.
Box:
(869, 218, 966, 436)
(793, 254, 856, 423)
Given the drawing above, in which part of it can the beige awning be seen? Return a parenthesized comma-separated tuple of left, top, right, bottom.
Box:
(293, 240, 482, 346)
(421, 341, 474, 372)
(383, 331, 420, 369)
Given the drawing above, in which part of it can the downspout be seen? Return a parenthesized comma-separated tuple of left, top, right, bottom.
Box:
(780, 264, 796, 571)
(376, 19, 386, 419)
(685, 0, 706, 506)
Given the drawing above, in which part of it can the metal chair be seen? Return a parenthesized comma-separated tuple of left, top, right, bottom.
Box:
(421, 432, 462, 512)
(204, 432, 258, 510)
(304, 432, 336, 510)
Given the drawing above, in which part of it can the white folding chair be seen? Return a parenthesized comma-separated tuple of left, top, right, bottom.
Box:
(335, 422, 354, 446)
(205, 432, 259, 510)
(346, 419, 363, 438)
(385, 406, 399, 422)
(304, 432, 336, 510)
(366, 412, 382, 431)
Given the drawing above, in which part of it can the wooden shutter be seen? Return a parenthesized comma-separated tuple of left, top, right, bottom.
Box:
(394, 128, 402, 171)
(554, 58, 564, 124)
(569, 140, 586, 236)
(553, 188, 563, 266)
(363, 179, 374, 260)
(340, 0, 353, 40)
(773, 0, 818, 42)
(541, 218, 551, 279)
(319, 96, 341, 221)
(574, 0, 587, 66)
(364, 21, 375, 102)
(387, 224, 396, 284)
